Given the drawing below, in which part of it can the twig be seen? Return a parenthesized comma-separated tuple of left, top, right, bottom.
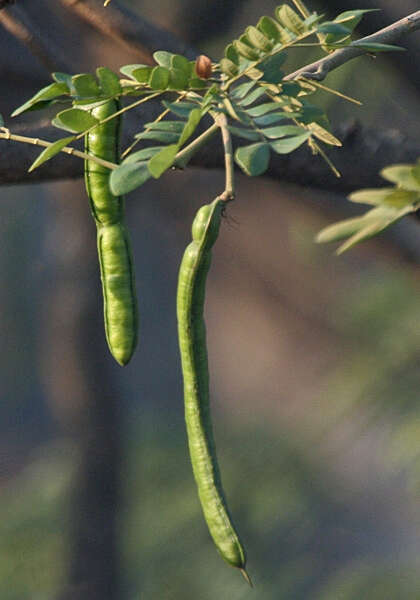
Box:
(173, 123, 219, 170)
(285, 10, 420, 81)
(0, 129, 117, 169)
(59, 0, 196, 61)
(216, 111, 234, 200)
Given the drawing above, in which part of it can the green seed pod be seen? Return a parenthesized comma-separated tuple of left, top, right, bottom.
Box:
(177, 198, 251, 584)
(84, 100, 138, 365)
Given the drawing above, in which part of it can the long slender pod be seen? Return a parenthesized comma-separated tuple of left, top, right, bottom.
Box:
(84, 100, 138, 365)
(177, 198, 251, 584)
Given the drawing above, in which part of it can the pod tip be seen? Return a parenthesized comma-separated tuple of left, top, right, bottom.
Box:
(240, 568, 253, 587)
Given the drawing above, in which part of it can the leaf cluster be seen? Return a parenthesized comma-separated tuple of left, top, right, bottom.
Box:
(316, 160, 420, 253)
(7, 2, 404, 196)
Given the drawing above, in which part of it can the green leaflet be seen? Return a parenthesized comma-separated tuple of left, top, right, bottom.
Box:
(28, 136, 76, 172)
(235, 142, 270, 176)
(110, 161, 151, 194)
(53, 108, 99, 133)
(12, 82, 69, 117)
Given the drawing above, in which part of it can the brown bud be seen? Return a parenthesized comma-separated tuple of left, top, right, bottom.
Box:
(195, 55, 212, 79)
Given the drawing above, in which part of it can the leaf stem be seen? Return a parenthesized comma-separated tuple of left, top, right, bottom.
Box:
(173, 122, 219, 169)
(74, 91, 162, 141)
(0, 128, 117, 169)
(120, 91, 188, 159)
(216, 110, 234, 199)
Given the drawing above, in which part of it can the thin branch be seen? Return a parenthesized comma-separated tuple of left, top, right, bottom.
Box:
(59, 0, 197, 61)
(216, 112, 234, 200)
(285, 10, 420, 81)
(0, 128, 117, 169)
(0, 5, 70, 72)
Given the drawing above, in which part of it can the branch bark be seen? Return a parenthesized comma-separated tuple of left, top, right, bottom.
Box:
(286, 10, 420, 81)
(59, 0, 197, 61)
(0, 4, 70, 72)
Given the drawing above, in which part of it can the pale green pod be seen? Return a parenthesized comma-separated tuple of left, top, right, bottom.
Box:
(84, 100, 138, 365)
(177, 198, 250, 582)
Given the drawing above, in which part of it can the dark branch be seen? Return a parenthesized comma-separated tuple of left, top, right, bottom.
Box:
(286, 10, 420, 81)
(317, 0, 420, 96)
(59, 0, 197, 62)
(1, 115, 419, 195)
(0, 5, 71, 72)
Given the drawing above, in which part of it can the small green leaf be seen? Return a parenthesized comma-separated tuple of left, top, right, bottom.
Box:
(280, 82, 302, 97)
(336, 209, 408, 254)
(28, 136, 75, 172)
(168, 68, 189, 90)
(178, 108, 202, 146)
(316, 215, 370, 244)
(110, 162, 151, 195)
(228, 126, 261, 141)
(52, 72, 73, 87)
(308, 122, 342, 146)
(299, 103, 328, 126)
(162, 100, 198, 118)
(122, 147, 162, 164)
(149, 66, 170, 90)
(187, 78, 207, 90)
(262, 125, 307, 139)
(131, 66, 152, 84)
(335, 9, 379, 32)
(153, 51, 174, 68)
(379, 188, 419, 208)
(120, 64, 150, 79)
(134, 130, 180, 143)
(224, 43, 240, 65)
(148, 144, 178, 178)
(235, 142, 270, 176)
(381, 164, 420, 192)
(348, 188, 395, 205)
(246, 103, 282, 117)
(52, 108, 99, 132)
(72, 74, 101, 98)
(144, 121, 185, 133)
(231, 81, 256, 100)
(270, 132, 310, 153)
(246, 26, 273, 52)
(351, 41, 405, 52)
(276, 5, 305, 34)
(171, 54, 192, 75)
(220, 58, 239, 78)
(96, 67, 121, 95)
(317, 22, 351, 36)
(257, 16, 281, 42)
(234, 39, 260, 61)
(12, 82, 69, 117)
(254, 111, 300, 126)
(238, 87, 267, 107)
(258, 52, 287, 84)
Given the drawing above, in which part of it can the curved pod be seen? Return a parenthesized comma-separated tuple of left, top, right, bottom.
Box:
(177, 198, 249, 580)
(84, 100, 138, 365)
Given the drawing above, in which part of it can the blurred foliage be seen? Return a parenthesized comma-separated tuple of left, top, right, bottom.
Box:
(0, 406, 418, 599)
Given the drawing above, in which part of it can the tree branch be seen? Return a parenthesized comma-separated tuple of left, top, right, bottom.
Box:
(318, 0, 420, 96)
(286, 10, 420, 81)
(59, 0, 197, 62)
(0, 4, 70, 72)
(1, 115, 418, 195)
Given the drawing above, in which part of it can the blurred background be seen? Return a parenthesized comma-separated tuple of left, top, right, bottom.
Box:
(0, 1, 420, 599)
